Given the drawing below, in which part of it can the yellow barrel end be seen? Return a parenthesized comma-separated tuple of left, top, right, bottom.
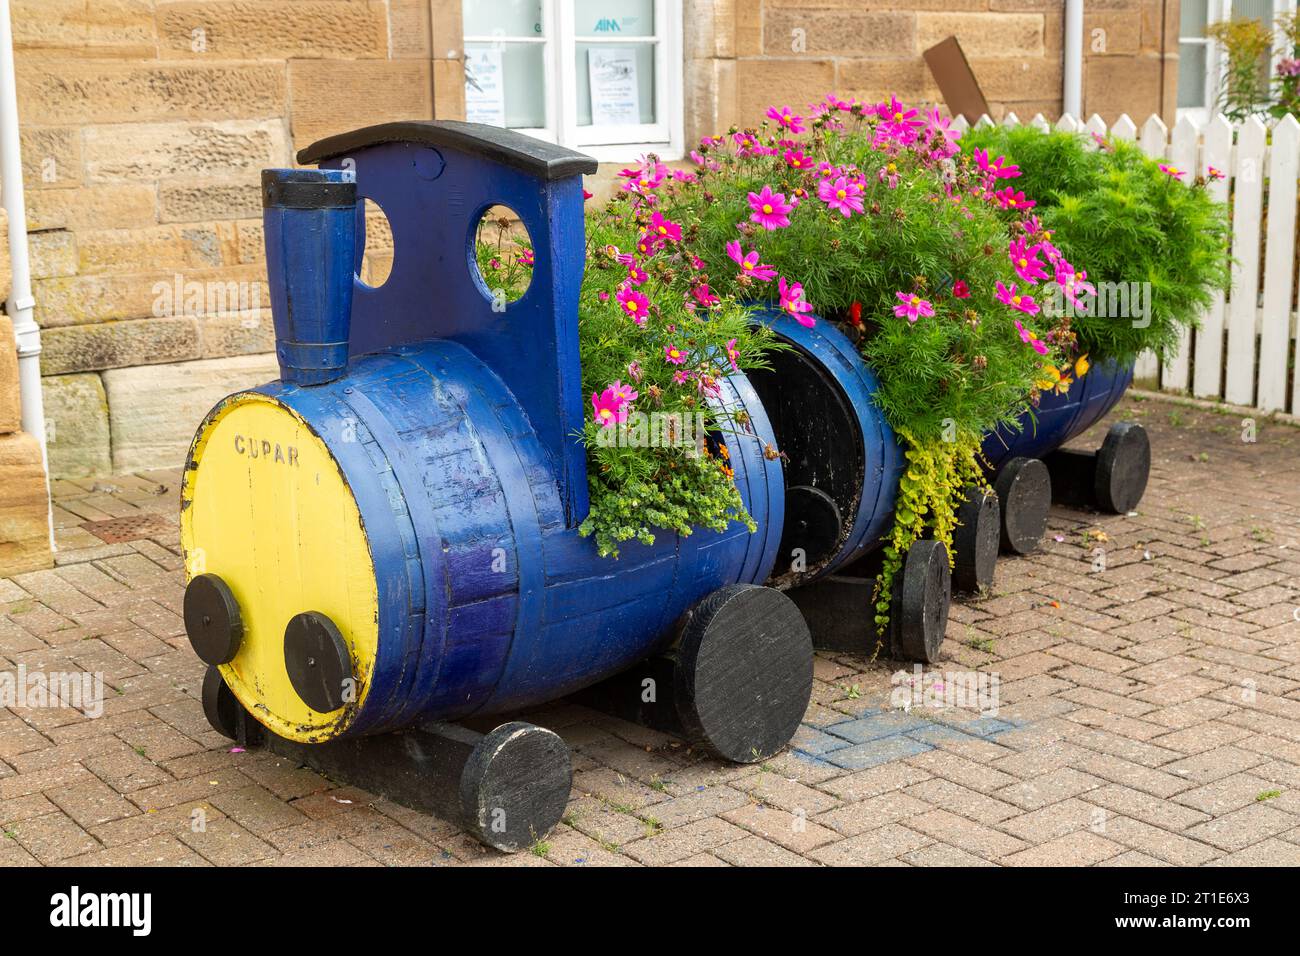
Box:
(180, 392, 378, 742)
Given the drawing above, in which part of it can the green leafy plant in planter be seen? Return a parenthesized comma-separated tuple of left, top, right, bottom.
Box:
(962, 123, 1232, 368)
(475, 200, 779, 559)
(651, 96, 1081, 638)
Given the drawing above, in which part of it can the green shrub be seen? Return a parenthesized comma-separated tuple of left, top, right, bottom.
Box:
(962, 124, 1232, 367)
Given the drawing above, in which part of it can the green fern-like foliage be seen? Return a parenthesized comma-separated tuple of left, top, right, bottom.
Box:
(963, 125, 1232, 366)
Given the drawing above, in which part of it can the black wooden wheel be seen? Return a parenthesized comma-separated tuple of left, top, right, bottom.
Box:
(952, 486, 1000, 593)
(201, 665, 240, 740)
(1094, 421, 1150, 514)
(994, 456, 1051, 555)
(184, 573, 243, 666)
(892, 539, 950, 663)
(673, 584, 813, 763)
(459, 721, 572, 853)
(283, 611, 353, 713)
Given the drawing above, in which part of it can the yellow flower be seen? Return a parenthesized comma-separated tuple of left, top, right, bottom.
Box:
(1074, 353, 1090, 378)
(1034, 365, 1061, 391)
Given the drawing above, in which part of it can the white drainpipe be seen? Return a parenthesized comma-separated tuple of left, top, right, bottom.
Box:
(0, 0, 53, 549)
(1064, 0, 1084, 119)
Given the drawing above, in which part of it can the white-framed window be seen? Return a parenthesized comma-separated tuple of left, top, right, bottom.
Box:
(462, 0, 684, 162)
(1178, 0, 1298, 120)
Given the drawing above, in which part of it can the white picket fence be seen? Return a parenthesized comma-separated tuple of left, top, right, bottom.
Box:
(952, 110, 1300, 415)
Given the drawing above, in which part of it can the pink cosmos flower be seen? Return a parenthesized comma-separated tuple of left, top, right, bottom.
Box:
(765, 105, 806, 134)
(649, 211, 682, 242)
(1022, 217, 1061, 260)
(974, 148, 1020, 180)
(877, 96, 923, 143)
(609, 380, 638, 405)
(817, 176, 865, 217)
(672, 369, 691, 385)
(996, 281, 1040, 316)
(616, 284, 650, 325)
(748, 185, 794, 230)
(689, 149, 720, 171)
(664, 344, 688, 366)
(691, 283, 720, 308)
(517, 248, 534, 267)
(953, 280, 971, 299)
(725, 240, 777, 281)
(784, 149, 814, 170)
(1158, 163, 1185, 180)
(1013, 319, 1051, 355)
(696, 374, 721, 398)
(635, 233, 661, 258)
(1207, 166, 1225, 181)
(732, 132, 760, 156)
(591, 387, 630, 428)
(893, 291, 935, 324)
(619, 158, 667, 191)
(778, 277, 815, 328)
(923, 106, 962, 158)
(1055, 260, 1096, 311)
(725, 338, 740, 372)
(1008, 237, 1049, 284)
(627, 361, 642, 382)
(994, 187, 1035, 210)
(626, 264, 648, 286)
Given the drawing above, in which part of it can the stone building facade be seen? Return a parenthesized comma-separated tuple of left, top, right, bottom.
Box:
(10, 0, 1178, 480)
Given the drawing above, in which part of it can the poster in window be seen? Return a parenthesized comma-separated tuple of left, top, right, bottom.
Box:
(465, 47, 506, 127)
(587, 47, 640, 125)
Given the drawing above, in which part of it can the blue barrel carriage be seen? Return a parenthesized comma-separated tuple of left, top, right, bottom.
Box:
(976, 359, 1150, 557)
(180, 122, 816, 851)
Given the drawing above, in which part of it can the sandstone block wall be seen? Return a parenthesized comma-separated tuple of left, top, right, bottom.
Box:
(683, 0, 1177, 145)
(16, 0, 432, 479)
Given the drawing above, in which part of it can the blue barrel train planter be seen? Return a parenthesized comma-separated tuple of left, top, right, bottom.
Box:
(181, 122, 834, 852)
(178, 121, 1150, 852)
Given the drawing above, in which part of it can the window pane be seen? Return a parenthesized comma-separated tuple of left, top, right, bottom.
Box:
(1180, 0, 1208, 37)
(465, 43, 547, 129)
(1230, 0, 1274, 24)
(576, 42, 657, 126)
(463, 0, 544, 38)
(574, 0, 656, 37)
(1178, 42, 1208, 107)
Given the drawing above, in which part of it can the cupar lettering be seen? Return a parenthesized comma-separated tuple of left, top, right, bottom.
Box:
(232, 434, 299, 465)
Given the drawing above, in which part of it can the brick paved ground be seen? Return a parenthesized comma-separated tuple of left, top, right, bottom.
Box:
(2, 394, 1298, 867)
